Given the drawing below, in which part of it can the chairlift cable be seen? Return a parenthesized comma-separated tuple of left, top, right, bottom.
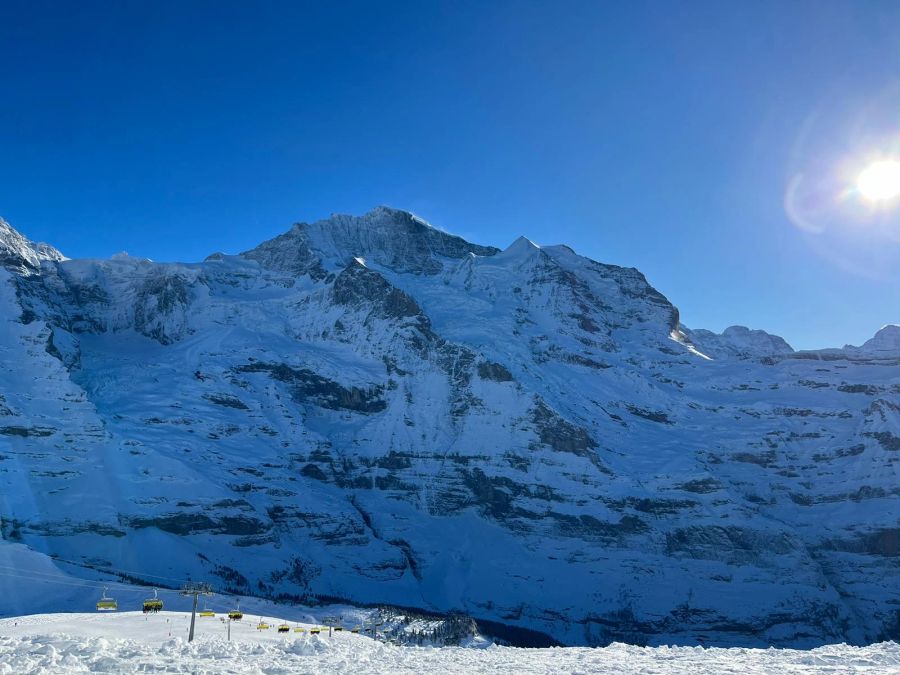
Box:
(0, 567, 140, 591)
(0, 567, 181, 595)
(48, 555, 192, 584)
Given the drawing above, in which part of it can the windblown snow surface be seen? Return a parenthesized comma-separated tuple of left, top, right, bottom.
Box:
(1, 613, 899, 674)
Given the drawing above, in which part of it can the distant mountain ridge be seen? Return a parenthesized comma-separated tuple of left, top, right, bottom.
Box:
(0, 207, 897, 648)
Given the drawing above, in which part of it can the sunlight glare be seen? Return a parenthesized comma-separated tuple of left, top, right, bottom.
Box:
(857, 160, 900, 201)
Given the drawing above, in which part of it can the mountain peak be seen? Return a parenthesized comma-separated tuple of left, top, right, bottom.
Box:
(243, 208, 500, 277)
(683, 324, 794, 359)
(366, 204, 427, 223)
(858, 324, 900, 354)
(506, 235, 539, 252)
(494, 236, 543, 266)
(0, 218, 66, 274)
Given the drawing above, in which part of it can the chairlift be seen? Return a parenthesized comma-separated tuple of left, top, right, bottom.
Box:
(256, 619, 270, 630)
(142, 588, 163, 614)
(228, 600, 243, 621)
(278, 623, 290, 633)
(96, 587, 118, 612)
(199, 599, 215, 618)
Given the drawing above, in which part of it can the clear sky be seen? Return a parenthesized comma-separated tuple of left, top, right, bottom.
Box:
(1, 1, 898, 350)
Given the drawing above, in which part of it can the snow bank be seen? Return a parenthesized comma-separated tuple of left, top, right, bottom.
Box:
(0, 613, 898, 674)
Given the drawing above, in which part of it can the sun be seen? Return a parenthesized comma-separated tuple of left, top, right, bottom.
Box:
(857, 160, 900, 201)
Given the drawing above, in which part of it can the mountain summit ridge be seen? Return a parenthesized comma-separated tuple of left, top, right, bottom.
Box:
(240, 206, 501, 278)
(858, 324, 900, 353)
(1, 209, 888, 351)
(0, 218, 66, 274)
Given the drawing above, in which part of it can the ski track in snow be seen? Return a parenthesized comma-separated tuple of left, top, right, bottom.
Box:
(0, 613, 898, 674)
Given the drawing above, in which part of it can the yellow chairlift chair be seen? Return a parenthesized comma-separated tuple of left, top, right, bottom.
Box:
(142, 588, 163, 614)
(96, 587, 118, 612)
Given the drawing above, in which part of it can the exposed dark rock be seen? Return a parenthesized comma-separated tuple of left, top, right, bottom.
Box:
(122, 513, 270, 537)
(564, 354, 612, 369)
(332, 263, 423, 321)
(301, 463, 329, 481)
(624, 404, 673, 424)
(0, 395, 15, 417)
(837, 384, 880, 395)
(865, 432, 900, 451)
(376, 451, 413, 471)
(675, 478, 721, 494)
(612, 497, 699, 515)
(666, 526, 795, 564)
(235, 361, 387, 413)
(824, 528, 900, 557)
(13, 519, 126, 538)
(374, 473, 419, 492)
(240, 227, 329, 280)
(531, 402, 597, 457)
(732, 450, 777, 468)
(203, 393, 250, 410)
(813, 445, 866, 462)
(0, 426, 55, 437)
(461, 469, 518, 519)
(461, 469, 565, 522)
(548, 512, 649, 541)
(133, 273, 192, 344)
(388, 538, 422, 581)
(775, 407, 852, 419)
(477, 361, 514, 382)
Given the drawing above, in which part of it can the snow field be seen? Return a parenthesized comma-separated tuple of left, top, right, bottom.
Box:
(0, 613, 899, 674)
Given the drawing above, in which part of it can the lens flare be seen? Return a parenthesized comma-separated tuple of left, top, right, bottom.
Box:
(857, 160, 900, 201)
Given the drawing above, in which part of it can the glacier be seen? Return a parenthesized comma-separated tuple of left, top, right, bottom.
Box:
(0, 207, 897, 647)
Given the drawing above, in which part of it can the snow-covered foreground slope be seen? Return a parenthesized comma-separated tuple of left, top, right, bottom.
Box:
(0, 207, 898, 648)
(1, 613, 899, 675)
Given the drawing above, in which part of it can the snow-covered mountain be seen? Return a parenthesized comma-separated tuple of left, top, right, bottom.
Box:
(0, 207, 897, 647)
(0, 218, 65, 274)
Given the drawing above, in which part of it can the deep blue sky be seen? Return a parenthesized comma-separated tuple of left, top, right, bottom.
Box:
(1, 1, 898, 349)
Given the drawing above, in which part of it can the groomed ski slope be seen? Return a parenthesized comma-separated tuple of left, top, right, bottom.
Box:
(0, 613, 898, 674)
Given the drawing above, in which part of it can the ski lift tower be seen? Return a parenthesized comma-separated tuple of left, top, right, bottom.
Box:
(323, 615, 339, 638)
(180, 582, 214, 642)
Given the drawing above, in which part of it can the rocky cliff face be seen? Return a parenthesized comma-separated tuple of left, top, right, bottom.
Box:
(0, 219, 65, 274)
(0, 207, 897, 647)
